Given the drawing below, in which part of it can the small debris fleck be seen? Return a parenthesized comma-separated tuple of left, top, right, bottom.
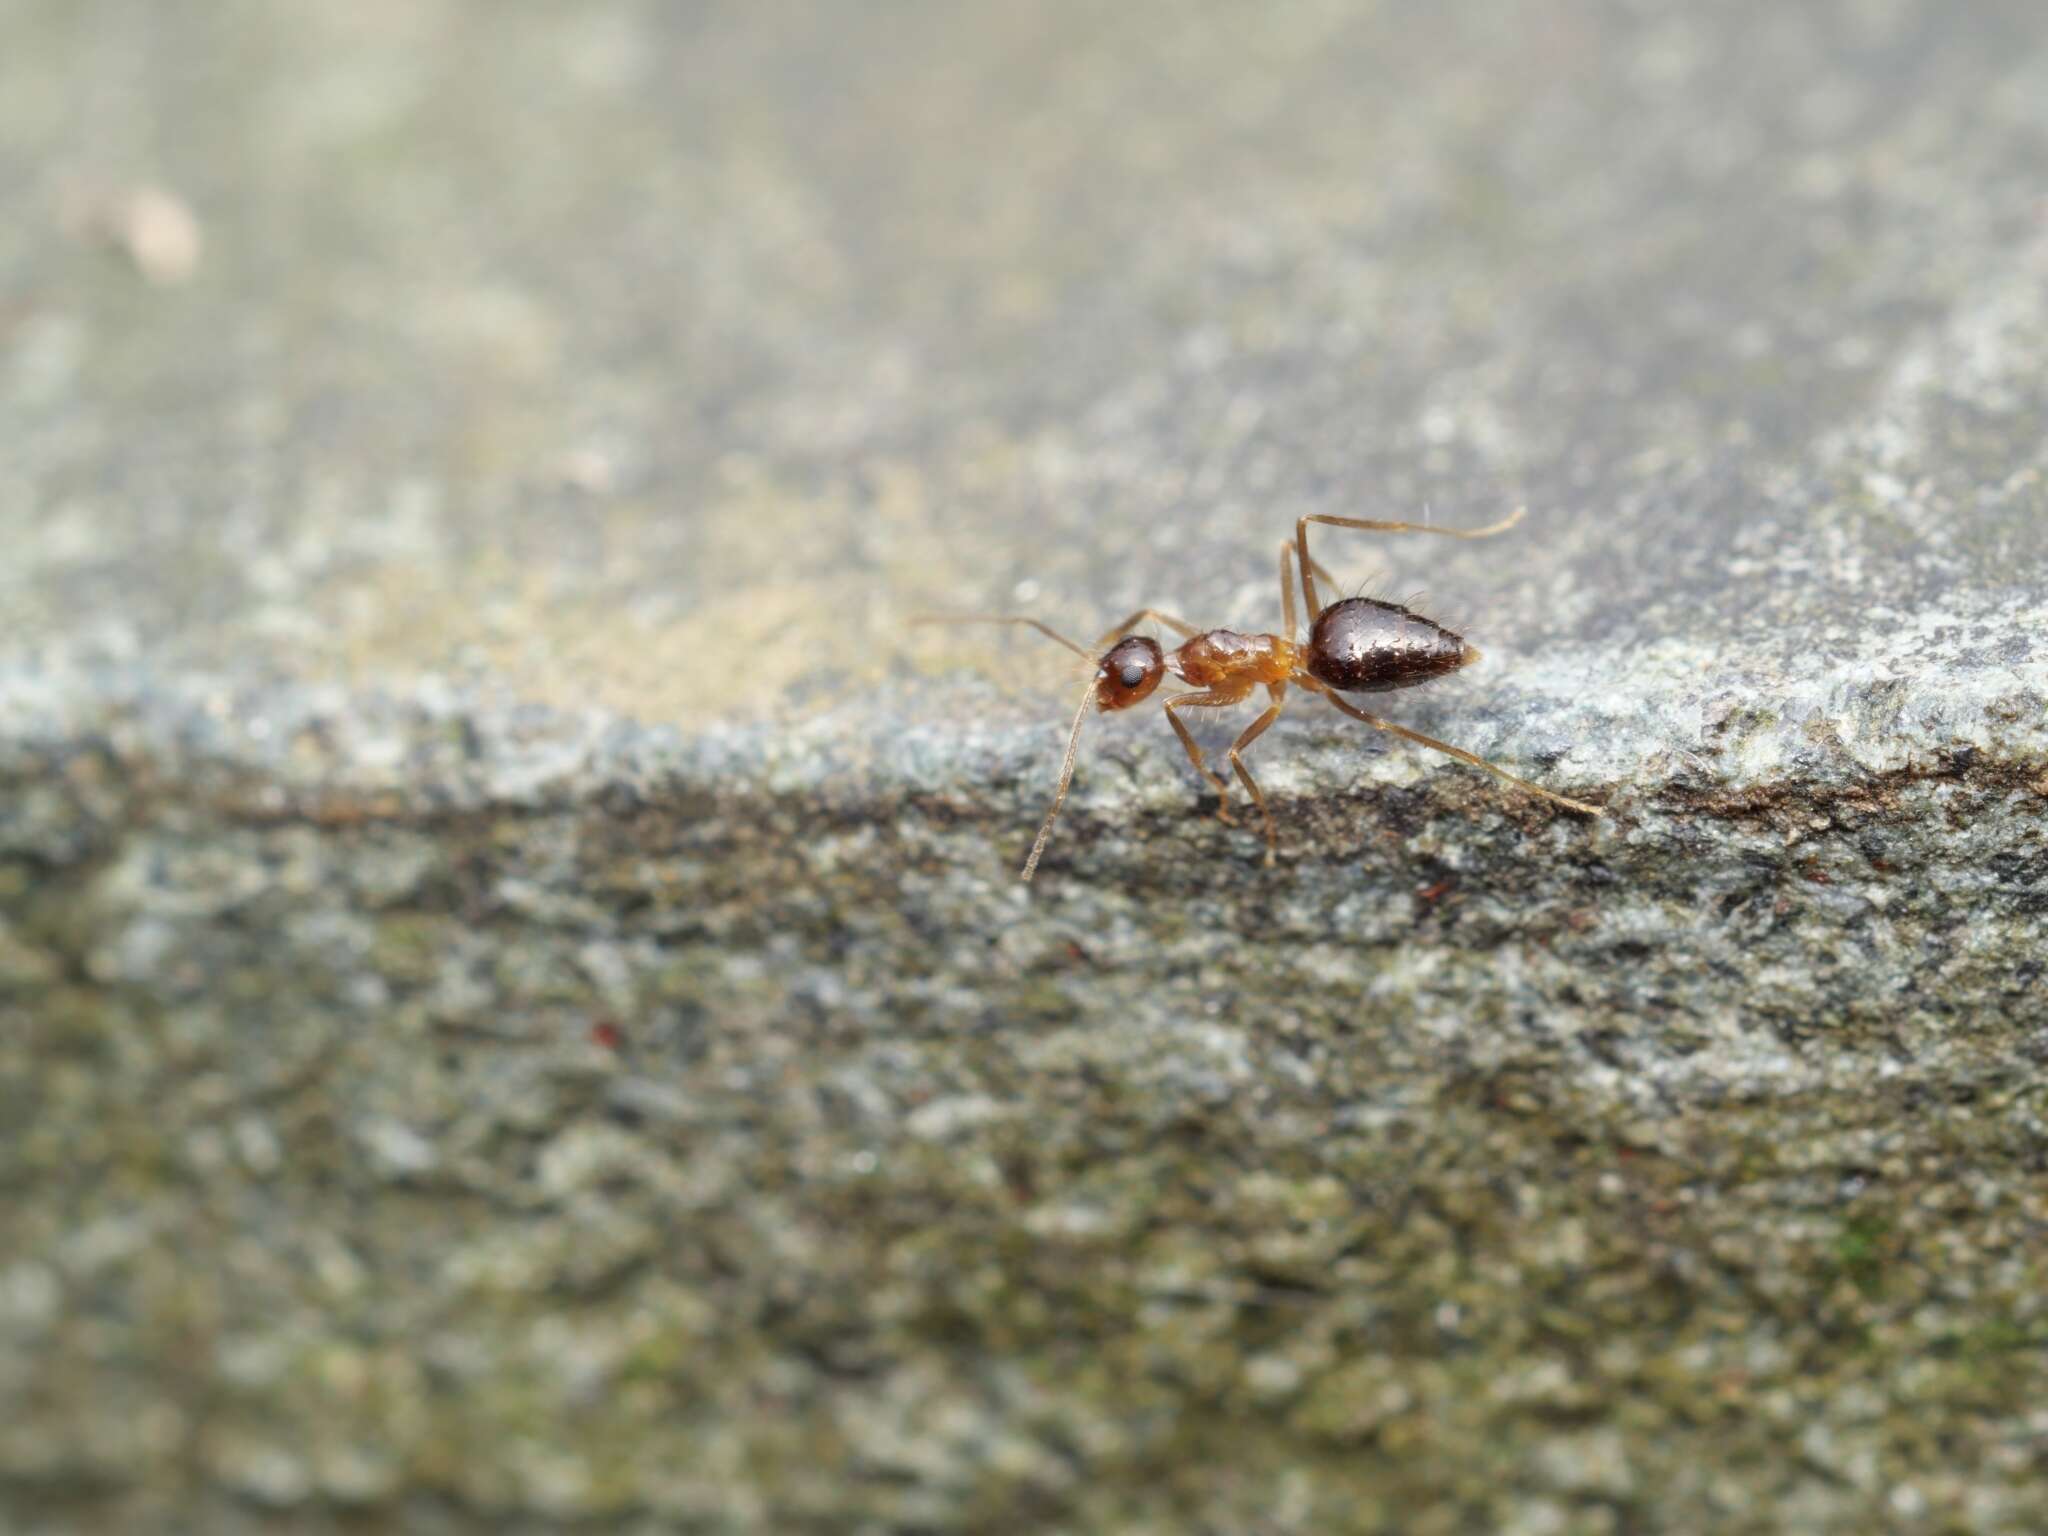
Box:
(66, 183, 204, 286)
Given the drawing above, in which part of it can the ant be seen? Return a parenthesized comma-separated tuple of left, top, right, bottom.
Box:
(927, 509, 1603, 881)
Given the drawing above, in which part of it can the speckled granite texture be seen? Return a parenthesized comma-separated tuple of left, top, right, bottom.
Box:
(5, 2, 2048, 1532)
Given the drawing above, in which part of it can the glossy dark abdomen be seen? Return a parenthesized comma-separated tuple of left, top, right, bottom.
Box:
(1306, 598, 1474, 694)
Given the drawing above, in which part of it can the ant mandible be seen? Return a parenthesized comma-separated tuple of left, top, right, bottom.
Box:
(931, 509, 1603, 881)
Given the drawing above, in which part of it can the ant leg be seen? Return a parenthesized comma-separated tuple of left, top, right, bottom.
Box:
(1296, 506, 1525, 616)
(1278, 543, 1297, 643)
(1164, 690, 1247, 824)
(1227, 683, 1287, 865)
(1306, 551, 1342, 598)
(909, 614, 1091, 659)
(1302, 677, 1602, 815)
(1096, 609, 1202, 648)
(1280, 540, 1344, 634)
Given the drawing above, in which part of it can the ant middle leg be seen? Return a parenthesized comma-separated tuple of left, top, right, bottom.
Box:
(1295, 506, 1525, 615)
(1302, 678, 1602, 815)
(1227, 683, 1287, 865)
(1164, 689, 1250, 824)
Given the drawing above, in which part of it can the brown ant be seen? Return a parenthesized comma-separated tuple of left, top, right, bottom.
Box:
(926, 509, 1603, 881)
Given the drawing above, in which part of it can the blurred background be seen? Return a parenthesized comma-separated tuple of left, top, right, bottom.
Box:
(5, 2, 2048, 1532)
(11, 0, 2042, 722)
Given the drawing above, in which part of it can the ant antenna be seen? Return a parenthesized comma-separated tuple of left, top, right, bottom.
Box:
(909, 614, 1091, 659)
(1020, 672, 1101, 883)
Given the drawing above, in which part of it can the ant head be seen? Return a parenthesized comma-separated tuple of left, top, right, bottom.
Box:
(1095, 636, 1165, 711)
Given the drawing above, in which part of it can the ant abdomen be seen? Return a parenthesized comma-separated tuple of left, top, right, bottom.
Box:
(1306, 598, 1480, 695)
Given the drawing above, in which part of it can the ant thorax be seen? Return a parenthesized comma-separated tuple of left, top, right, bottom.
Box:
(1167, 629, 1299, 690)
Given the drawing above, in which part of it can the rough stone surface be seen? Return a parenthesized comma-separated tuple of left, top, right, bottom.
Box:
(5, 2, 2048, 1532)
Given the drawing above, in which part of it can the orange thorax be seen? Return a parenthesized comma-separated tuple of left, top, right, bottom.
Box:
(1168, 629, 1299, 690)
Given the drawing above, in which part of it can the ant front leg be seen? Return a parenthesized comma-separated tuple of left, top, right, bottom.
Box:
(1163, 690, 1248, 825)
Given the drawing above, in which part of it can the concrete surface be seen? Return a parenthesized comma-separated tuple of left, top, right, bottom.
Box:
(4, 1, 2048, 1531)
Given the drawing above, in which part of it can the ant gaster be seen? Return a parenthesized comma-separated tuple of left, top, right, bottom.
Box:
(933, 509, 1602, 881)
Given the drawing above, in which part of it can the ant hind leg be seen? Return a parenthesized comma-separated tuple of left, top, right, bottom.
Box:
(1295, 506, 1525, 615)
(1279, 543, 1298, 642)
(1301, 508, 1526, 541)
(1304, 678, 1602, 816)
(1281, 539, 1345, 629)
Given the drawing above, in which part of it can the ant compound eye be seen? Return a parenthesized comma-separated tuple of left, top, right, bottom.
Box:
(1119, 660, 1147, 689)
